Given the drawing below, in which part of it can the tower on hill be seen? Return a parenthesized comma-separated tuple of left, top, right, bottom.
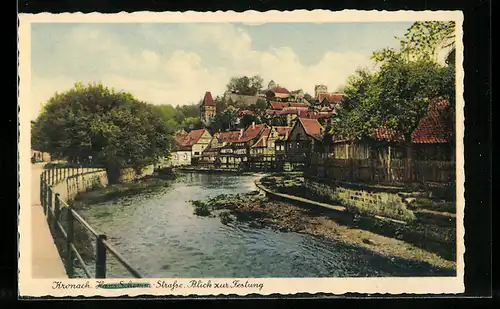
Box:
(200, 91, 216, 125)
(314, 85, 328, 99)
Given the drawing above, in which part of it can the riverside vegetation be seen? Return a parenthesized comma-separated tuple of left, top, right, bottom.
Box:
(190, 173, 457, 273)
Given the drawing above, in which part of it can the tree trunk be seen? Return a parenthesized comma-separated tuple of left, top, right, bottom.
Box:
(106, 165, 122, 184)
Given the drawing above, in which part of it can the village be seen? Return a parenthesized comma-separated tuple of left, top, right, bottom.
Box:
(163, 78, 454, 186)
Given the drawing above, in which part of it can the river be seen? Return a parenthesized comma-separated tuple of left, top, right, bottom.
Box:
(78, 172, 452, 278)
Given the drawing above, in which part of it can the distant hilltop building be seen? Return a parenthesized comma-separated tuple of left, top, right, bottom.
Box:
(314, 85, 329, 99)
(200, 91, 216, 124)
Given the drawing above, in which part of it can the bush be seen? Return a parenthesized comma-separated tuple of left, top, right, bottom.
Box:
(219, 211, 234, 225)
(192, 201, 211, 216)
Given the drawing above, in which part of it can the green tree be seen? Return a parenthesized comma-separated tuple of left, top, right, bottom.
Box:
(214, 95, 228, 114)
(239, 114, 261, 129)
(181, 117, 203, 132)
(226, 75, 263, 95)
(209, 109, 238, 133)
(151, 104, 179, 132)
(255, 98, 268, 110)
(31, 82, 173, 183)
(337, 21, 456, 180)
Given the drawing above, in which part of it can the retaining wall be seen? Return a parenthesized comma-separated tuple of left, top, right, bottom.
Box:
(303, 177, 416, 222)
(50, 168, 108, 203)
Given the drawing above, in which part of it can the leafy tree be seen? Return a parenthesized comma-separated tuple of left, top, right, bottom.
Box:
(214, 95, 228, 114)
(226, 75, 263, 95)
(151, 104, 179, 132)
(208, 109, 238, 133)
(335, 69, 382, 141)
(337, 21, 456, 180)
(31, 82, 173, 183)
(181, 117, 203, 132)
(178, 103, 201, 118)
(239, 114, 261, 129)
(255, 98, 268, 110)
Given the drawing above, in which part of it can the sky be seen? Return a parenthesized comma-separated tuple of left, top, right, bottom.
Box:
(30, 21, 416, 120)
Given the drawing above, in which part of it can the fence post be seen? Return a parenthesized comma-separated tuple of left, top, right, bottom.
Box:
(39, 174, 44, 208)
(51, 169, 55, 185)
(53, 193, 61, 232)
(47, 187, 53, 219)
(95, 234, 107, 278)
(42, 179, 47, 214)
(66, 206, 74, 277)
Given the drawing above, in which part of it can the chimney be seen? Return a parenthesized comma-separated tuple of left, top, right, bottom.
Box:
(240, 128, 244, 138)
(252, 122, 255, 129)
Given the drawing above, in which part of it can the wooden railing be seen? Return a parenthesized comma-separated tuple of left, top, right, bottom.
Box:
(40, 167, 142, 278)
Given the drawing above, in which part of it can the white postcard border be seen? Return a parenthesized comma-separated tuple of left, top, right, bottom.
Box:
(17, 9, 465, 297)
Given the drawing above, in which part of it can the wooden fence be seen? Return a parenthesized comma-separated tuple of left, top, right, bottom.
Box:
(307, 157, 455, 184)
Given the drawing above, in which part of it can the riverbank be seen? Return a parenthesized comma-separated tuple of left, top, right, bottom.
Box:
(190, 189, 456, 273)
(70, 173, 176, 206)
(59, 173, 177, 276)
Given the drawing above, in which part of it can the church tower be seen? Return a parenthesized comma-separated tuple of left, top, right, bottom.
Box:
(200, 91, 216, 125)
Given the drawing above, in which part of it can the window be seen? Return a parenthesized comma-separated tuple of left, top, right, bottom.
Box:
(194, 152, 200, 155)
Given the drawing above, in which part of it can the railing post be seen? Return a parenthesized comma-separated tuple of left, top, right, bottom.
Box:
(42, 179, 47, 213)
(95, 234, 107, 278)
(39, 173, 43, 208)
(51, 168, 55, 185)
(47, 187, 52, 218)
(53, 193, 61, 232)
(66, 206, 74, 277)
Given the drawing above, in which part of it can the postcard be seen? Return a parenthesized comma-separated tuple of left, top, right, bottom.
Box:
(18, 9, 465, 297)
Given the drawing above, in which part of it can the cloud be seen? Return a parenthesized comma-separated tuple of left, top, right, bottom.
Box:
(30, 23, 378, 120)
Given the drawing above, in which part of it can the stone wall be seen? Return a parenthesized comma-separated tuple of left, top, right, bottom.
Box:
(119, 165, 155, 183)
(51, 169, 108, 203)
(303, 178, 416, 222)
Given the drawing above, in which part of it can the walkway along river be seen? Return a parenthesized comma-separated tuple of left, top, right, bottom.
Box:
(77, 172, 454, 278)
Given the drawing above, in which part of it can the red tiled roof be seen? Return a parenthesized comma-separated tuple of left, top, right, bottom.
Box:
(270, 101, 287, 109)
(297, 110, 334, 119)
(273, 87, 290, 94)
(217, 131, 241, 143)
(274, 126, 292, 137)
(202, 91, 215, 106)
(297, 118, 324, 141)
(252, 127, 271, 148)
(319, 93, 344, 105)
(290, 102, 309, 108)
(182, 129, 208, 146)
(265, 109, 298, 116)
(412, 100, 451, 143)
(373, 100, 451, 144)
(270, 101, 309, 109)
(238, 123, 266, 143)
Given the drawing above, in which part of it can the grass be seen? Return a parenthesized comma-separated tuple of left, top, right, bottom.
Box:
(413, 198, 456, 213)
